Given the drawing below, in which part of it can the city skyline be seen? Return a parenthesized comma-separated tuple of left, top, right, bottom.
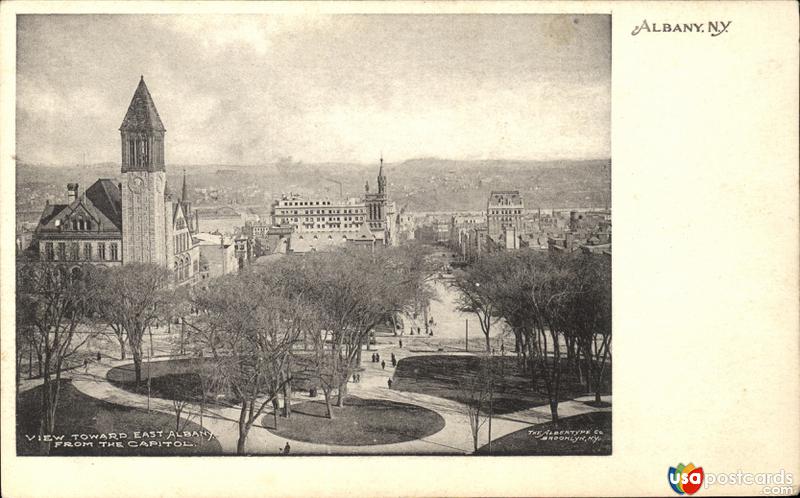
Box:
(16, 14, 610, 166)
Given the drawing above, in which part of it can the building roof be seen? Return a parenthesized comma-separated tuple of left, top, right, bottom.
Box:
(38, 203, 68, 227)
(36, 179, 123, 234)
(194, 232, 228, 245)
(353, 221, 376, 240)
(119, 76, 165, 132)
(290, 231, 349, 253)
(487, 190, 524, 207)
(85, 179, 122, 230)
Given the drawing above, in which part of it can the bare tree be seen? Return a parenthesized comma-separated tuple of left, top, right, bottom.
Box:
(89, 263, 175, 383)
(191, 270, 305, 454)
(16, 263, 95, 454)
(566, 253, 612, 403)
(452, 257, 503, 352)
(169, 374, 200, 432)
(457, 354, 499, 453)
(467, 250, 577, 423)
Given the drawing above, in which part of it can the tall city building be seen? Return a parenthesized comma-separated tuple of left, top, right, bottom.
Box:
(30, 77, 200, 285)
(486, 190, 524, 248)
(120, 76, 169, 265)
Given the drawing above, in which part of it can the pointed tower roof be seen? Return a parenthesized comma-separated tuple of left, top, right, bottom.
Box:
(119, 76, 165, 132)
(377, 154, 387, 194)
(181, 169, 189, 203)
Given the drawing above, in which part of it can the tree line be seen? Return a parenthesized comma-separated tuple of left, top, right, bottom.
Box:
(15, 245, 434, 454)
(452, 249, 611, 424)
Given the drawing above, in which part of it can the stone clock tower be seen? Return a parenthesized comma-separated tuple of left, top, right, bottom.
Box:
(120, 76, 168, 265)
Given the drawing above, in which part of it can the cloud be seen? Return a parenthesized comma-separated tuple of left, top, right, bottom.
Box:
(16, 14, 610, 165)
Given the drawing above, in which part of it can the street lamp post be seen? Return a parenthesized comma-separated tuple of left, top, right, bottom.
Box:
(147, 325, 153, 412)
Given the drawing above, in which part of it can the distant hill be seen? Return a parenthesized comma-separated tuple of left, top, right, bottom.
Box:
(15, 158, 611, 214)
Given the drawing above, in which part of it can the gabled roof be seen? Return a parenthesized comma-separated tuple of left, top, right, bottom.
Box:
(85, 179, 122, 230)
(38, 203, 68, 227)
(36, 179, 122, 233)
(119, 76, 165, 132)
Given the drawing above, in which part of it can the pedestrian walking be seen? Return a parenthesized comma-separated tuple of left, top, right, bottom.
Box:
(387, 378, 393, 389)
(96, 351, 101, 361)
(283, 442, 291, 455)
(391, 352, 396, 362)
(399, 339, 403, 348)
(83, 359, 89, 373)
(381, 360, 386, 370)
(391, 358, 397, 367)
(376, 353, 380, 362)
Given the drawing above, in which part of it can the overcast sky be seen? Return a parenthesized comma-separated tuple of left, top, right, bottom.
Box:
(16, 14, 610, 165)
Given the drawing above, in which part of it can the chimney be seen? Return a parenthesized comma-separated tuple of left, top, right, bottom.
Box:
(67, 183, 79, 203)
(194, 209, 200, 233)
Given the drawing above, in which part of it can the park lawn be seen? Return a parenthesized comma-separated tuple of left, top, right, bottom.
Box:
(476, 411, 611, 455)
(263, 395, 447, 450)
(107, 358, 217, 403)
(16, 379, 222, 456)
(106, 356, 322, 403)
(393, 355, 610, 415)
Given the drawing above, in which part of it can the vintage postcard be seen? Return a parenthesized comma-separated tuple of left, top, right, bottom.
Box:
(1, 1, 797, 497)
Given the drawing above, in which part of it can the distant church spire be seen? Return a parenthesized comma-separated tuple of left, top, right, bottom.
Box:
(377, 154, 386, 195)
(181, 168, 188, 203)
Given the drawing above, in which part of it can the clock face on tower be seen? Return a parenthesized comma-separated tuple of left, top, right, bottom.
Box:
(129, 175, 145, 193)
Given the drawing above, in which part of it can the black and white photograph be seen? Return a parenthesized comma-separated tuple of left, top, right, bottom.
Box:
(3, 1, 800, 497)
(12, 13, 611, 457)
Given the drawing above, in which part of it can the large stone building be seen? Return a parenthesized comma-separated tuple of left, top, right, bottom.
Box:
(271, 195, 367, 232)
(32, 180, 124, 267)
(246, 157, 398, 256)
(31, 77, 200, 285)
(486, 190, 524, 250)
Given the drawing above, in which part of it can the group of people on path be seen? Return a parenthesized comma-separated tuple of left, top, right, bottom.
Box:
(372, 352, 398, 370)
(370, 351, 398, 389)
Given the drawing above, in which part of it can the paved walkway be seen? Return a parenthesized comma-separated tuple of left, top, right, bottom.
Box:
(20, 340, 609, 455)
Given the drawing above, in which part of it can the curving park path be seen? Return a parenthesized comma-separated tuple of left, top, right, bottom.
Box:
(25, 343, 610, 455)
